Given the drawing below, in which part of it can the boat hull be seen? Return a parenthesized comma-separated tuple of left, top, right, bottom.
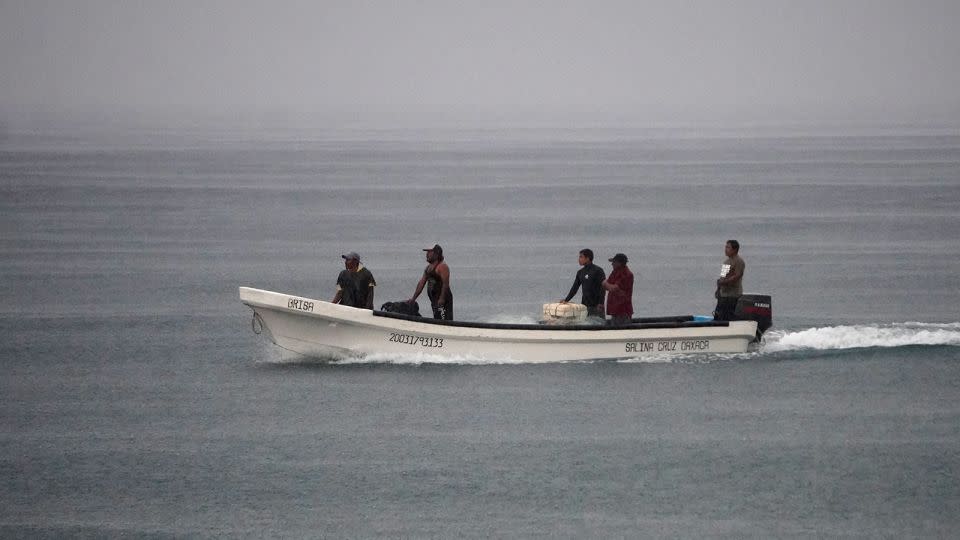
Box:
(240, 287, 759, 362)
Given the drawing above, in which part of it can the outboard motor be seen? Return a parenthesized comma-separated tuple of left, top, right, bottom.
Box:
(734, 294, 772, 341)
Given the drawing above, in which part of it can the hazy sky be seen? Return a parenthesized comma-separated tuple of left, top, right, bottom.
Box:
(2, 0, 959, 124)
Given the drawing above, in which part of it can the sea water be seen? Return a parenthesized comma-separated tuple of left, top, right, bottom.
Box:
(2, 120, 959, 537)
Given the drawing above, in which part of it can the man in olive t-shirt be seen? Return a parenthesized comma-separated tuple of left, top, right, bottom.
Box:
(332, 251, 376, 309)
(714, 240, 745, 321)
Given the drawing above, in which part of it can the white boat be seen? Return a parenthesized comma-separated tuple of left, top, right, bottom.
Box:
(239, 287, 772, 362)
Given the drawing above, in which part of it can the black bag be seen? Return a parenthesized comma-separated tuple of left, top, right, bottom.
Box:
(380, 301, 421, 317)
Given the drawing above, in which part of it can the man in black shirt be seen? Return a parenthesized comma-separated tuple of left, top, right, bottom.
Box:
(560, 248, 606, 317)
(332, 251, 376, 309)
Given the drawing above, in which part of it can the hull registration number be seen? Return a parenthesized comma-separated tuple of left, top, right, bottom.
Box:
(389, 333, 444, 348)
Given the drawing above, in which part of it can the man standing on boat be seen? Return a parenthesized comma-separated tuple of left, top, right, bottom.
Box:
(714, 239, 745, 321)
(332, 251, 376, 309)
(602, 253, 634, 326)
(407, 244, 453, 320)
(559, 248, 606, 318)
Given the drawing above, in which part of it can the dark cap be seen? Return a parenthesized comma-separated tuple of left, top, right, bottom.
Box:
(341, 251, 360, 261)
(423, 244, 443, 256)
(608, 253, 628, 264)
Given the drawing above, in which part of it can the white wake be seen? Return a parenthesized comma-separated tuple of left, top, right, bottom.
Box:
(762, 322, 960, 352)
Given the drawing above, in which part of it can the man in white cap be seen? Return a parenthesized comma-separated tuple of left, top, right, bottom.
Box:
(332, 251, 376, 309)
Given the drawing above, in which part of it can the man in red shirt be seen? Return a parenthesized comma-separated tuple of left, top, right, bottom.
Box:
(602, 253, 634, 326)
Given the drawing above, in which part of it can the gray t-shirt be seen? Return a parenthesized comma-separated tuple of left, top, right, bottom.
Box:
(718, 255, 745, 298)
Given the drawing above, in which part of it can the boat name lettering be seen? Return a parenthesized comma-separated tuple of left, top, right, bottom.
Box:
(287, 298, 314, 312)
(625, 340, 710, 353)
(388, 333, 443, 348)
(681, 340, 710, 351)
(625, 342, 655, 353)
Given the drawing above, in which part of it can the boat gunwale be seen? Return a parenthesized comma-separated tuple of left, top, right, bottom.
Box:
(371, 309, 731, 331)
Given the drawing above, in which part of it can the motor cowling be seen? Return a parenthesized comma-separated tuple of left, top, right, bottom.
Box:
(735, 294, 772, 336)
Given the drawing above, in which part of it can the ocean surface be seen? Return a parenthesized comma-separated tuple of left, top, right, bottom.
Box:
(2, 120, 959, 538)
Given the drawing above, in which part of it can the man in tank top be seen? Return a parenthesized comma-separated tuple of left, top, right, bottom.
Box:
(407, 244, 453, 320)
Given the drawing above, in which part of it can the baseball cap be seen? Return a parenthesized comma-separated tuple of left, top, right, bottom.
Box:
(341, 251, 361, 261)
(608, 253, 628, 264)
(423, 244, 443, 256)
